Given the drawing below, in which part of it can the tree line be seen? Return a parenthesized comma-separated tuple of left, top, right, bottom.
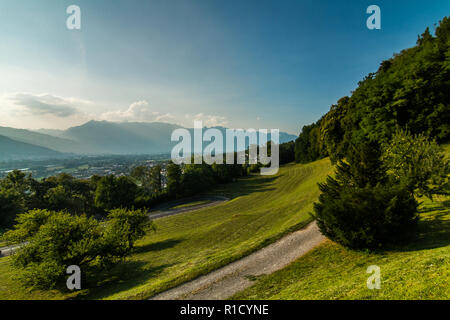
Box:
(294, 17, 450, 165)
(0, 142, 297, 232)
(302, 17, 450, 249)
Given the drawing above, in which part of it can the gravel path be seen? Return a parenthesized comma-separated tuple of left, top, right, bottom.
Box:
(0, 243, 27, 257)
(151, 221, 325, 300)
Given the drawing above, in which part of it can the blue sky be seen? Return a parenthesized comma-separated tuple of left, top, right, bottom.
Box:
(0, 0, 449, 134)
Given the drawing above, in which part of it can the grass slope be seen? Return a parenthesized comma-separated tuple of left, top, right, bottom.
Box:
(232, 146, 450, 300)
(0, 158, 332, 300)
(171, 200, 212, 209)
(232, 197, 449, 300)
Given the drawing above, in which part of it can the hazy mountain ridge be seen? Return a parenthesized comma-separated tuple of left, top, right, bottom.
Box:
(0, 126, 85, 154)
(0, 121, 298, 160)
(0, 135, 62, 161)
(61, 121, 183, 155)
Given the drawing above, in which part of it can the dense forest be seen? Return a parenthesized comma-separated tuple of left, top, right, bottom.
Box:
(295, 17, 450, 164)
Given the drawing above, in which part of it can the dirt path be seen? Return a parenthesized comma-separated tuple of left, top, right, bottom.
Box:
(151, 221, 325, 300)
(149, 196, 229, 220)
(0, 243, 26, 257)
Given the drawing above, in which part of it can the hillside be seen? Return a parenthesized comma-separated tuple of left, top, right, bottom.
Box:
(62, 121, 182, 155)
(232, 195, 449, 300)
(0, 157, 332, 299)
(295, 17, 450, 163)
(0, 148, 447, 300)
(63, 121, 297, 155)
(1, 121, 298, 158)
(0, 126, 84, 154)
(232, 145, 450, 300)
(0, 135, 62, 161)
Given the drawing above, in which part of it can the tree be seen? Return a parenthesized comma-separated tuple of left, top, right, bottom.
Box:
(166, 162, 182, 196)
(1, 170, 31, 193)
(295, 122, 327, 164)
(181, 163, 215, 196)
(0, 188, 25, 229)
(295, 18, 450, 164)
(95, 175, 137, 210)
(44, 185, 84, 213)
(382, 129, 449, 199)
(149, 165, 162, 194)
(102, 208, 155, 256)
(3, 209, 103, 289)
(130, 166, 147, 182)
(279, 141, 295, 165)
(2, 208, 153, 289)
(313, 141, 418, 249)
(131, 165, 162, 195)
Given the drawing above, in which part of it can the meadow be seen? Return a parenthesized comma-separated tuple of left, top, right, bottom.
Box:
(232, 146, 450, 300)
(1, 145, 447, 300)
(0, 157, 333, 299)
(231, 195, 449, 300)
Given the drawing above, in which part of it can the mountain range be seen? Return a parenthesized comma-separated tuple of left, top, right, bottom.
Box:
(0, 121, 298, 161)
(0, 135, 62, 161)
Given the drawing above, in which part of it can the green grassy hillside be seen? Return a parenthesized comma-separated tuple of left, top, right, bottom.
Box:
(0, 157, 332, 300)
(232, 196, 449, 300)
(232, 145, 450, 300)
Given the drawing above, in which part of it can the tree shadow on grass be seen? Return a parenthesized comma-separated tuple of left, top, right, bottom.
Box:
(75, 260, 175, 300)
(210, 174, 279, 199)
(387, 199, 450, 252)
(135, 238, 183, 253)
(74, 238, 186, 299)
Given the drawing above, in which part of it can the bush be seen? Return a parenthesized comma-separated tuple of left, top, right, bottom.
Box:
(0, 188, 26, 229)
(95, 175, 138, 211)
(314, 181, 418, 249)
(102, 208, 156, 257)
(313, 141, 419, 249)
(2, 208, 153, 289)
(382, 129, 449, 199)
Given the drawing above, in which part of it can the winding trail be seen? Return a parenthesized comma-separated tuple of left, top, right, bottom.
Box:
(1, 197, 325, 301)
(0, 243, 26, 257)
(151, 221, 325, 300)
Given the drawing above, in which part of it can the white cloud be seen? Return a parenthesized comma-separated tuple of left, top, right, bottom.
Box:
(101, 102, 229, 128)
(0, 92, 91, 129)
(100, 100, 175, 123)
(186, 113, 228, 127)
(6, 92, 91, 118)
(0, 93, 230, 130)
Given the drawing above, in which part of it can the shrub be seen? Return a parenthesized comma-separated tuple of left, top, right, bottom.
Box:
(2, 208, 153, 289)
(94, 175, 138, 211)
(0, 188, 26, 229)
(102, 208, 156, 257)
(313, 141, 419, 249)
(314, 181, 418, 249)
(382, 129, 449, 199)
